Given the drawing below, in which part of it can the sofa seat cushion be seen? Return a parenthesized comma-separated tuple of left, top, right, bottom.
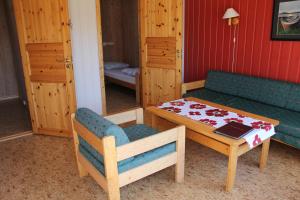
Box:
(286, 84, 300, 112)
(76, 108, 132, 166)
(226, 98, 285, 118)
(79, 141, 176, 175)
(272, 132, 300, 149)
(272, 110, 300, 139)
(183, 88, 237, 105)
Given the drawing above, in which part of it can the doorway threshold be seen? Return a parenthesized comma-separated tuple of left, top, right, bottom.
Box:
(0, 131, 33, 143)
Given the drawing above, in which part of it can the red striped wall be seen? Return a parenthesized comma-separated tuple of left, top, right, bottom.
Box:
(184, 0, 300, 83)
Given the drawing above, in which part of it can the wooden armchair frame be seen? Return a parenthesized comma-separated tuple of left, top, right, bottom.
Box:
(71, 108, 185, 200)
(181, 80, 205, 96)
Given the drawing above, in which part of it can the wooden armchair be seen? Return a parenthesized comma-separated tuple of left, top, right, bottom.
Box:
(71, 108, 185, 200)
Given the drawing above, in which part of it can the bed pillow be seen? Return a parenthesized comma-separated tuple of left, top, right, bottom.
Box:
(104, 62, 129, 70)
(121, 68, 139, 77)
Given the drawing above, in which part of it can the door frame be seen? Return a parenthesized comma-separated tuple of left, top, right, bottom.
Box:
(95, 0, 107, 115)
(95, 0, 142, 114)
(12, 0, 77, 135)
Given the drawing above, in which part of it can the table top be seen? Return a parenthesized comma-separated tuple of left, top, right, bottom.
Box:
(147, 97, 280, 146)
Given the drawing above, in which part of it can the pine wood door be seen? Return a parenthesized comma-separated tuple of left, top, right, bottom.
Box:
(140, 0, 183, 106)
(13, 0, 76, 137)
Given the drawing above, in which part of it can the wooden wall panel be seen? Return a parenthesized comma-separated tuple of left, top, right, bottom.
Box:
(0, 0, 19, 100)
(101, 0, 124, 62)
(146, 68, 176, 105)
(33, 82, 71, 135)
(26, 43, 66, 83)
(121, 0, 139, 67)
(100, 0, 139, 67)
(184, 0, 300, 83)
(21, 0, 63, 43)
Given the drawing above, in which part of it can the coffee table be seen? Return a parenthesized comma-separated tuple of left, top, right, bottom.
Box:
(147, 97, 279, 192)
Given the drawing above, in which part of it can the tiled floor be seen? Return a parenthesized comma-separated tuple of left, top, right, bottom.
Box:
(0, 99, 31, 138)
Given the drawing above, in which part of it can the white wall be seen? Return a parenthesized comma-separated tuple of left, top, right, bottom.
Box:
(69, 0, 103, 114)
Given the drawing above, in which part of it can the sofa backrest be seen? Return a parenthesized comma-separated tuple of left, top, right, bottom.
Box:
(286, 84, 300, 112)
(75, 108, 130, 146)
(205, 71, 299, 111)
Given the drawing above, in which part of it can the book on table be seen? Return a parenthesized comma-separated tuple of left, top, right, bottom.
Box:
(214, 122, 254, 139)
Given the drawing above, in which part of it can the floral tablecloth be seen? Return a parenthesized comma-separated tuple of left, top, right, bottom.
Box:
(158, 99, 276, 148)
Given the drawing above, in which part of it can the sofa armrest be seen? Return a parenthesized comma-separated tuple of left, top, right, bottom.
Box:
(116, 125, 185, 162)
(182, 80, 205, 95)
(105, 108, 144, 124)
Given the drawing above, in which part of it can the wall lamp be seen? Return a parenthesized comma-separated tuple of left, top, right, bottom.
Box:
(223, 8, 240, 26)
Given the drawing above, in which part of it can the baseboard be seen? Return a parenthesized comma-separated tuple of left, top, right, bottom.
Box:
(0, 131, 33, 143)
(0, 96, 19, 102)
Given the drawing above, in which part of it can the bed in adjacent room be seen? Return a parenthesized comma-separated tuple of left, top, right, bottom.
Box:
(104, 62, 140, 104)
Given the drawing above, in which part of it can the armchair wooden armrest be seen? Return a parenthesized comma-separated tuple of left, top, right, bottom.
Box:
(105, 108, 144, 124)
(181, 80, 205, 95)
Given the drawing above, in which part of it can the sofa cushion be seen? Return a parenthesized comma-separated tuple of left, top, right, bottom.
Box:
(286, 84, 300, 112)
(272, 132, 300, 149)
(226, 98, 285, 118)
(257, 79, 291, 108)
(273, 110, 300, 139)
(183, 88, 237, 105)
(236, 75, 266, 102)
(205, 71, 292, 108)
(79, 124, 176, 175)
(205, 71, 241, 96)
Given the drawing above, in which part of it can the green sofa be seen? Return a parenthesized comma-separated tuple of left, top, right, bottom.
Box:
(183, 71, 300, 149)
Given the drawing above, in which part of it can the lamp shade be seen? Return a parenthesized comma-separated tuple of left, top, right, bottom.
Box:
(223, 8, 239, 19)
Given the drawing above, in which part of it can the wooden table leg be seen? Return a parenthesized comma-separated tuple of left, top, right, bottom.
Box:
(226, 145, 238, 192)
(260, 138, 270, 171)
(151, 113, 158, 129)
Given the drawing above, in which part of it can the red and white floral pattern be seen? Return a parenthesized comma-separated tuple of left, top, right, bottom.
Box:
(158, 99, 276, 149)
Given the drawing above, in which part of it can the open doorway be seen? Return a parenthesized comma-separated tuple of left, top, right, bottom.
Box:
(100, 0, 140, 114)
(0, 0, 31, 139)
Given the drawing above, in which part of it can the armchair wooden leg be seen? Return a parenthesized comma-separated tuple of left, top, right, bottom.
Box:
(107, 185, 120, 200)
(175, 126, 185, 183)
(77, 155, 88, 177)
(103, 136, 120, 200)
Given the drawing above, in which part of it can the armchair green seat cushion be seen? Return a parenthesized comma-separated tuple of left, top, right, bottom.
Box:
(75, 108, 176, 175)
(184, 70, 300, 149)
